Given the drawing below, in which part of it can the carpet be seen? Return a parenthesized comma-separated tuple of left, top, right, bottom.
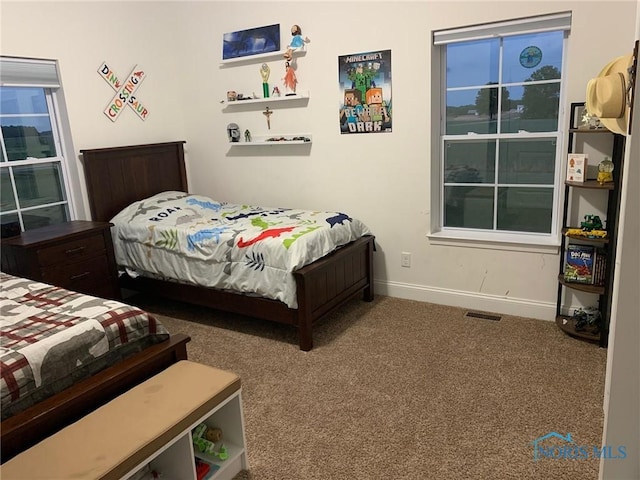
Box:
(128, 293, 607, 480)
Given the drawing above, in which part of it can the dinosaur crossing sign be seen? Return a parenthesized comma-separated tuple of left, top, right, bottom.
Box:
(98, 62, 149, 121)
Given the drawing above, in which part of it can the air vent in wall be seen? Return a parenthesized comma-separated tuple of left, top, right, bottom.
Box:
(465, 311, 502, 321)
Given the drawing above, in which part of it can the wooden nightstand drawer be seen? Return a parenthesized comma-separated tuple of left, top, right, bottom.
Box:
(1, 221, 120, 300)
(36, 233, 107, 267)
(40, 255, 111, 294)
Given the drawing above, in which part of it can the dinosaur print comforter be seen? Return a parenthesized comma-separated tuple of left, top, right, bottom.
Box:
(0, 272, 168, 420)
(110, 191, 372, 308)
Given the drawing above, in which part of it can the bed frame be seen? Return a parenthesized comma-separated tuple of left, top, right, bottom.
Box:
(1, 333, 190, 462)
(80, 141, 375, 351)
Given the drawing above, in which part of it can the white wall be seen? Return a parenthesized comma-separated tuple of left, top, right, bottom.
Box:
(600, 3, 640, 478)
(1, 1, 636, 320)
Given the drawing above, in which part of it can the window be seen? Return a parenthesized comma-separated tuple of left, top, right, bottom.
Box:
(0, 57, 74, 236)
(432, 12, 571, 246)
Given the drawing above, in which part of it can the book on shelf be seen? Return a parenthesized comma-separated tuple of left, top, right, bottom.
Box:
(564, 244, 596, 284)
(593, 248, 607, 286)
(567, 153, 588, 182)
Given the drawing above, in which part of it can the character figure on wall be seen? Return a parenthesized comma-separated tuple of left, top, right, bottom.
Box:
(283, 61, 298, 95)
(284, 24, 310, 61)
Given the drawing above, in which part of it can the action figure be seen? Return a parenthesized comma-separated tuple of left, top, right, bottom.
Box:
(284, 24, 310, 61)
(283, 61, 297, 95)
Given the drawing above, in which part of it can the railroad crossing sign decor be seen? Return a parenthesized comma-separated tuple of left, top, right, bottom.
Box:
(98, 62, 149, 121)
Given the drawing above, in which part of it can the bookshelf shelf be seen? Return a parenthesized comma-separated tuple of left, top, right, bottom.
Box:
(556, 102, 625, 348)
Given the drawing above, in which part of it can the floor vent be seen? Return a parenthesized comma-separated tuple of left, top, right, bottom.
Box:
(465, 311, 502, 321)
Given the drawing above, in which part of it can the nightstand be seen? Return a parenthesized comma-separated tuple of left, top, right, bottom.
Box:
(1, 221, 120, 299)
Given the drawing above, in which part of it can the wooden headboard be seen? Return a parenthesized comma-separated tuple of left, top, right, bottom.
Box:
(81, 141, 188, 222)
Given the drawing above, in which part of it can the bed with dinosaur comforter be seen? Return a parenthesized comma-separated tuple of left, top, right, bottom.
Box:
(81, 141, 376, 351)
(110, 191, 372, 309)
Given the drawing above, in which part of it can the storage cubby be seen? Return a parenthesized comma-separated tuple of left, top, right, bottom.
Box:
(125, 390, 247, 480)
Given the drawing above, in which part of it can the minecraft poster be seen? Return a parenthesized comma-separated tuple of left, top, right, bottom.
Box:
(338, 49, 392, 134)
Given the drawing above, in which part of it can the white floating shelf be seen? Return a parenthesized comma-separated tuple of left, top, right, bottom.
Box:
(222, 92, 309, 109)
(229, 134, 312, 146)
(220, 49, 306, 67)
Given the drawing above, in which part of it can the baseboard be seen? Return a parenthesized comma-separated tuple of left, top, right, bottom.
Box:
(375, 280, 556, 321)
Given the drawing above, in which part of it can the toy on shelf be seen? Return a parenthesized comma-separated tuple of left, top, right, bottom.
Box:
(192, 423, 224, 456)
(283, 61, 298, 95)
(572, 306, 602, 334)
(580, 214, 603, 231)
(227, 123, 240, 142)
(597, 156, 614, 184)
(260, 63, 270, 98)
(565, 227, 608, 239)
(283, 24, 310, 61)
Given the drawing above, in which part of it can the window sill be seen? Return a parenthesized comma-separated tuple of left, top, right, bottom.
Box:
(427, 229, 561, 254)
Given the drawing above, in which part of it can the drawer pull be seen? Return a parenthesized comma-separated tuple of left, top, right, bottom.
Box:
(65, 246, 86, 256)
(70, 272, 91, 281)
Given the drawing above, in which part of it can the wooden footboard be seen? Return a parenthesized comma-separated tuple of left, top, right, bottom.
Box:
(295, 235, 375, 351)
(0, 334, 190, 463)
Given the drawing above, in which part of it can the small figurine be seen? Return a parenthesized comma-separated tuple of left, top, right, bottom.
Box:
(244, 129, 252, 142)
(272, 86, 281, 97)
(572, 306, 602, 333)
(283, 61, 297, 95)
(192, 423, 224, 454)
(227, 123, 240, 142)
(597, 156, 614, 184)
(580, 110, 602, 129)
(580, 214, 603, 231)
(283, 24, 310, 61)
(260, 63, 270, 98)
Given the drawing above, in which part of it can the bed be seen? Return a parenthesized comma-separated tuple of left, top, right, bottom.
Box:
(80, 141, 375, 351)
(0, 272, 190, 462)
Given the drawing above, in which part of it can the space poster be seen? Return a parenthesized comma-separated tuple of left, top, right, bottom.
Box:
(338, 49, 392, 134)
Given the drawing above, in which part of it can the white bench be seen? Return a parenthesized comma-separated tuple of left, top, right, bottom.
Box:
(1, 360, 248, 480)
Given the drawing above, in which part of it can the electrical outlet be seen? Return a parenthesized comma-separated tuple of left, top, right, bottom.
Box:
(401, 252, 411, 268)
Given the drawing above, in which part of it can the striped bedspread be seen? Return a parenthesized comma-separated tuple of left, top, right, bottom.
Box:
(0, 272, 169, 420)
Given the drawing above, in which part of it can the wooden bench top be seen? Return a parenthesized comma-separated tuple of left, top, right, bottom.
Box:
(1, 360, 241, 480)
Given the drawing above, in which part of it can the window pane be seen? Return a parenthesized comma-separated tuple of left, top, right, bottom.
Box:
(518, 83, 560, 132)
(0, 87, 48, 114)
(498, 139, 556, 185)
(22, 204, 68, 231)
(444, 186, 494, 229)
(13, 162, 66, 208)
(502, 31, 564, 83)
(445, 140, 496, 183)
(497, 187, 553, 233)
(446, 88, 498, 134)
(446, 39, 499, 88)
(1, 116, 56, 161)
(1, 167, 16, 210)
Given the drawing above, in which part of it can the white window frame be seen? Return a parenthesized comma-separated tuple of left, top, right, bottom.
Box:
(429, 12, 572, 250)
(0, 56, 77, 232)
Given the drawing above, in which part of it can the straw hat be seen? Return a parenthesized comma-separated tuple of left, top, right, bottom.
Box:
(586, 54, 633, 135)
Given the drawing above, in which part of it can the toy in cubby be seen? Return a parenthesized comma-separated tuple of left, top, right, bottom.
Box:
(192, 423, 229, 460)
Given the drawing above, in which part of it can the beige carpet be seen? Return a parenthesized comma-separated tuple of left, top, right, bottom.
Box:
(128, 293, 607, 480)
